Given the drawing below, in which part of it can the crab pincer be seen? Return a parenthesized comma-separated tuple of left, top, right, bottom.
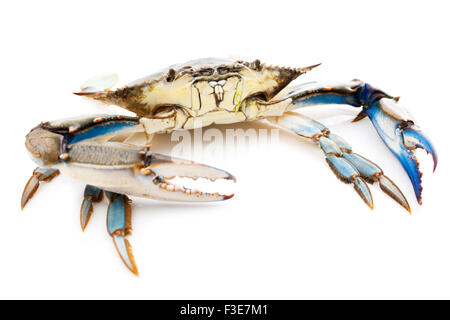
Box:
(272, 79, 437, 207)
(359, 86, 438, 204)
(21, 115, 235, 274)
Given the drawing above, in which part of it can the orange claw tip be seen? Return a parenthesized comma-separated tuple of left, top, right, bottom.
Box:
(223, 194, 234, 200)
(401, 203, 412, 214)
(404, 201, 412, 214)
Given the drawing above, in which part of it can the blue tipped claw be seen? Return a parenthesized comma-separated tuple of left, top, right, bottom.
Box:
(269, 112, 411, 211)
(363, 94, 438, 204)
(274, 80, 437, 205)
(402, 128, 438, 172)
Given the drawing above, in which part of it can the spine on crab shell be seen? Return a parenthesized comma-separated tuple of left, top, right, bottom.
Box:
(74, 90, 134, 112)
(74, 90, 110, 101)
(74, 72, 121, 104)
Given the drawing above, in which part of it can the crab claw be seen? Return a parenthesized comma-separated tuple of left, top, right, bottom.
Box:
(139, 151, 236, 202)
(364, 97, 437, 204)
(402, 127, 438, 172)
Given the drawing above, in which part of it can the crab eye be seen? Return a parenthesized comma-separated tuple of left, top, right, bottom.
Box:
(166, 69, 176, 82)
(217, 67, 229, 75)
(200, 68, 214, 76)
(250, 59, 261, 70)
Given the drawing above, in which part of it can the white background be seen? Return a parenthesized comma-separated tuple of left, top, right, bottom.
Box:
(1, 0, 449, 299)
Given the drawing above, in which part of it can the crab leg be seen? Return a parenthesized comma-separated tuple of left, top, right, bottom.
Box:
(21, 167, 59, 209)
(272, 80, 437, 204)
(104, 191, 138, 275)
(23, 114, 235, 275)
(80, 185, 103, 231)
(267, 112, 410, 212)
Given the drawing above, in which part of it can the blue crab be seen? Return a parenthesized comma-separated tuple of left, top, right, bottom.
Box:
(22, 58, 437, 275)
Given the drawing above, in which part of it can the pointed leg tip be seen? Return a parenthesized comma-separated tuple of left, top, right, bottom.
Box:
(125, 252, 139, 276)
(405, 203, 412, 214)
(403, 202, 412, 214)
(378, 175, 412, 213)
(353, 177, 373, 210)
(131, 267, 140, 277)
(80, 196, 96, 232)
(21, 175, 40, 212)
(112, 234, 139, 277)
(80, 214, 89, 232)
(20, 197, 29, 211)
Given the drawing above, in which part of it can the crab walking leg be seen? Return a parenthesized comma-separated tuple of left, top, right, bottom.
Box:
(80, 185, 103, 231)
(104, 191, 138, 275)
(270, 80, 437, 204)
(267, 112, 410, 212)
(21, 167, 60, 209)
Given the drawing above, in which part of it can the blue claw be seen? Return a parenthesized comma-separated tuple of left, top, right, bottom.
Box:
(272, 80, 436, 206)
(402, 128, 438, 172)
(395, 147, 424, 204)
(106, 193, 138, 276)
(363, 95, 437, 204)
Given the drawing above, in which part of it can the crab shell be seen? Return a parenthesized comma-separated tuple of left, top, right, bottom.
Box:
(78, 58, 317, 118)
